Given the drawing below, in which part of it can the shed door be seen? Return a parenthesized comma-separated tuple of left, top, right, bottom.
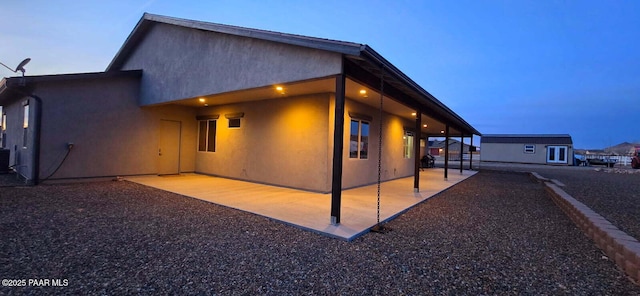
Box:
(158, 120, 181, 175)
(547, 145, 567, 164)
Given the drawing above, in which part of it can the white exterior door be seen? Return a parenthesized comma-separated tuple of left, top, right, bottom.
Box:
(158, 120, 181, 175)
(547, 145, 568, 164)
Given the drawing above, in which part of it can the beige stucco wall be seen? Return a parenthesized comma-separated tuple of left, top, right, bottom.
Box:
(339, 96, 416, 189)
(195, 94, 331, 192)
(481, 142, 573, 165)
(120, 22, 342, 106)
(193, 93, 416, 192)
(23, 76, 197, 180)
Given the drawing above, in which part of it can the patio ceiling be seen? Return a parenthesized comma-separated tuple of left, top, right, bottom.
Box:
(167, 76, 464, 137)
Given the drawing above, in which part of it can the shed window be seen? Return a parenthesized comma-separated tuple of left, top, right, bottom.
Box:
(524, 144, 535, 154)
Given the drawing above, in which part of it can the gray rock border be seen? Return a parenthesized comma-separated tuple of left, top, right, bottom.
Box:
(530, 172, 640, 285)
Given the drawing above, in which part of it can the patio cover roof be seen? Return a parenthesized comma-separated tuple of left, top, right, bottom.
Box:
(107, 13, 480, 137)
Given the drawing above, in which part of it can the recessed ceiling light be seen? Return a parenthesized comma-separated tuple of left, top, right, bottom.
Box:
(359, 89, 367, 95)
(440, 130, 445, 134)
(423, 124, 428, 128)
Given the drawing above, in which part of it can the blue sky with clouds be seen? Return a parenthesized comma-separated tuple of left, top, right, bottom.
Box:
(1, 0, 638, 149)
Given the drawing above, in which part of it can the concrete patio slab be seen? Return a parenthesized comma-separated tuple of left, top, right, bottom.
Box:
(127, 168, 476, 240)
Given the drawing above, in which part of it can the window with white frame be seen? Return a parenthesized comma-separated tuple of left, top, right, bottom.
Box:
(547, 145, 568, 163)
(228, 118, 241, 128)
(225, 112, 244, 129)
(403, 130, 414, 159)
(524, 144, 535, 154)
(198, 120, 216, 152)
(349, 119, 369, 159)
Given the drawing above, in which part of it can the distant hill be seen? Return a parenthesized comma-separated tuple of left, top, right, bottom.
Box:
(576, 142, 640, 155)
(606, 142, 640, 155)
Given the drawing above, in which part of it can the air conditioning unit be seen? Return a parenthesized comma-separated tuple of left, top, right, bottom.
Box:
(0, 149, 9, 174)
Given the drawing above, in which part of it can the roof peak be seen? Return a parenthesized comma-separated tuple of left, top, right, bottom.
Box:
(142, 13, 364, 49)
(108, 13, 365, 72)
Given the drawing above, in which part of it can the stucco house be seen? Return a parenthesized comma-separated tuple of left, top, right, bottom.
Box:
(480, 134, 573, 165)
(0, 13, 479, 223)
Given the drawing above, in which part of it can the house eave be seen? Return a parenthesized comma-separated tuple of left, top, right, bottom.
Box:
(356, 46, 481, 136)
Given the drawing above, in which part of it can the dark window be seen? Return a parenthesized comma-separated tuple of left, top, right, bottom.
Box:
(349, 119, 369, 159)
(228, 118, 241, 128)
(198, 121, 207, 151)
(198, 120, 216, 152)
(207, 120, 216, 152)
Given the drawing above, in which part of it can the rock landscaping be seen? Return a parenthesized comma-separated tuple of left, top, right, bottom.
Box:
(1, 171, 638, 294)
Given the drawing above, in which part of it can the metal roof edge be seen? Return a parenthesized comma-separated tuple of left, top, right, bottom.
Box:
(107, 13, 364, 71)
(106, 14, 151, 71)
(9, 70, 142, 84)
(146, 13, 364, 55)
(360, 46, 480, 135)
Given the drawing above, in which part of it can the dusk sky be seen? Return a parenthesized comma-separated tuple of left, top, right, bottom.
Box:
(1, 0, 638, 149)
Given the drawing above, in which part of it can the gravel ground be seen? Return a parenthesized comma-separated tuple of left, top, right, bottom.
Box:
(1, 171, 639, 295)
(532, 167, 640, 242)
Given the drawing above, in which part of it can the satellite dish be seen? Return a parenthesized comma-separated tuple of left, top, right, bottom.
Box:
(15, 58, 31, 74)
(0, 58, 31, 76)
